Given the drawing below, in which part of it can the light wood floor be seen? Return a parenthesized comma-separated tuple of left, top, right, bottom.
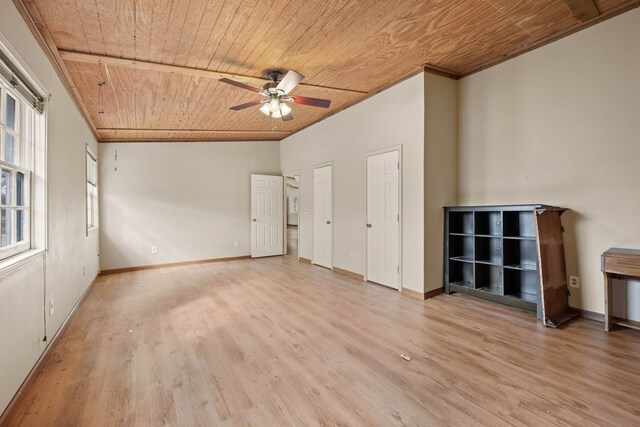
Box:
(3, 257, 640, 426)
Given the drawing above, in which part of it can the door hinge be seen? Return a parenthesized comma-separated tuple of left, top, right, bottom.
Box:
(397, 214, 399, 222)
(397, 162, 400, 170)
(397, 266, 400, 273)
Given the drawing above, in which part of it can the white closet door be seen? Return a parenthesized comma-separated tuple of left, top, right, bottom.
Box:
(367, 151, 399, 289)
(251, 174, 284, 258)
(313, 165, 333, 268)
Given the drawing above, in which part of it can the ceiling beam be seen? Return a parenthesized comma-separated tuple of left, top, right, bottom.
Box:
(562, 0, 600, 22)
(59, 50, 368, 95)
(100, 138, 283, 143)
(97, 128, 292, 134)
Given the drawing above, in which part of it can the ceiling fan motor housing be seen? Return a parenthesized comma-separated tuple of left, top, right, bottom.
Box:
(266, 70, 283, 82)
(262, 81, 280, 93)
(263, 71, 285, 96)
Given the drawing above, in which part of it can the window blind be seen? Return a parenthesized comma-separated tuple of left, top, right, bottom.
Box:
(0, 49, 45, 114)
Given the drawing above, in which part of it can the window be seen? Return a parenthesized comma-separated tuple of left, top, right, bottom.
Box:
(86, 148, 97, 231)
(0, 82, 34, 260)
(0, 38, 45, 264)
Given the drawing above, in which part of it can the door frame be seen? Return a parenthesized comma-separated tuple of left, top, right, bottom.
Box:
(284, 169, 300, 260)
(365, 145, 403, 291)
(312, 161, 334, 269)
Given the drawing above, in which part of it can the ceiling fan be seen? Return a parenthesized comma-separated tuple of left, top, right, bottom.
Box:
(219, 70, 331, 122)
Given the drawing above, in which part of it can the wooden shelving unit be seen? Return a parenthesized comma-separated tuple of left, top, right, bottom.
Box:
(444, 204, 567, 318)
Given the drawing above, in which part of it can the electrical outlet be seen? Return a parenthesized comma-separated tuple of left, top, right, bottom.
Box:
(49, 299, 54, 316)
(233, 241, 239, 248)
(151, 246, 158, 254)
(569, 276, 580, 288)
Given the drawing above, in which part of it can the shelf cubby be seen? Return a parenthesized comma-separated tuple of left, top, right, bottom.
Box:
(475, 263, 503, 295)
(475, 236, 503, 265)
(503, 239, 538, 271)
(503, 211, 536, 238)
(474, 211, 502, 236)
(504, 269, 538, 303)
(449, 260, 474, 287)
(449, 211, 474, 235)
(449, 235, 474, 260)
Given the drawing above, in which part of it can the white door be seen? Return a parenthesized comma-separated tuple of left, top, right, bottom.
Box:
(367, 150, 400, 289)
(251, 174, 284, 258)
(313, 165, 333, 268)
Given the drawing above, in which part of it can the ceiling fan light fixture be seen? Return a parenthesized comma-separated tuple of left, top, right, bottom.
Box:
(269, 98, 280, 113)
(279, 102, 291, 116)
(260, 101, 283, 118)
(270, 109, 283, 119)
(260, 99, 291, 118)
(221, 69, 331, 122)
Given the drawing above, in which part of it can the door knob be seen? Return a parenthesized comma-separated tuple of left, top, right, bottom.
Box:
(326, 220, 331, 224)
(367, 224, 372, 228)
(252, 219, 256, 222)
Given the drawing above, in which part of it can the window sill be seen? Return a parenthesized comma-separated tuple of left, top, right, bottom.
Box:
(0, 248, 46, 281)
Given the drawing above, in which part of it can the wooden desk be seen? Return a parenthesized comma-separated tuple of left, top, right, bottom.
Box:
(601, 248, 640, 332)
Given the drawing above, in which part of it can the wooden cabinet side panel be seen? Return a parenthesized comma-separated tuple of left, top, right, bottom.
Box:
(535, 210, 569, 322)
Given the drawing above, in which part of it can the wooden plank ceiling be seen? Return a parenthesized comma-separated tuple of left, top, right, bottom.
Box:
(14, 0, 640, 142)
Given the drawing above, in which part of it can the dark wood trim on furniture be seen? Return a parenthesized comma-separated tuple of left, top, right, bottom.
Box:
(100, 256, 251, 275)
(0, 274, 99, 425)
(601, 248, 640, 331)
(333, 267, 364, 281)
(575, 307, 640, 330)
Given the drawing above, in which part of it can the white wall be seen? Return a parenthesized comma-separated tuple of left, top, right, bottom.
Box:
(0, 258, 45, 416)
(458, 9, 640, 316)
(280, 74, 425, 292)
(424, 73, 458, 292)
(99, 141, 280, 270)
(0, 0, 99, 414)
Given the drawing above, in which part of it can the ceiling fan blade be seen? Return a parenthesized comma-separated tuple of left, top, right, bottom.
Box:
(281, 112, 294, 122)
(276, 70, 304, 94)
(229, 100, 262, 111)
(219, 78, 261, 93)
(290, 95, 331, 108)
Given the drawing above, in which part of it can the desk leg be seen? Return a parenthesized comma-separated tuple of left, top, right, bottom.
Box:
(604, 272, 613, 332)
